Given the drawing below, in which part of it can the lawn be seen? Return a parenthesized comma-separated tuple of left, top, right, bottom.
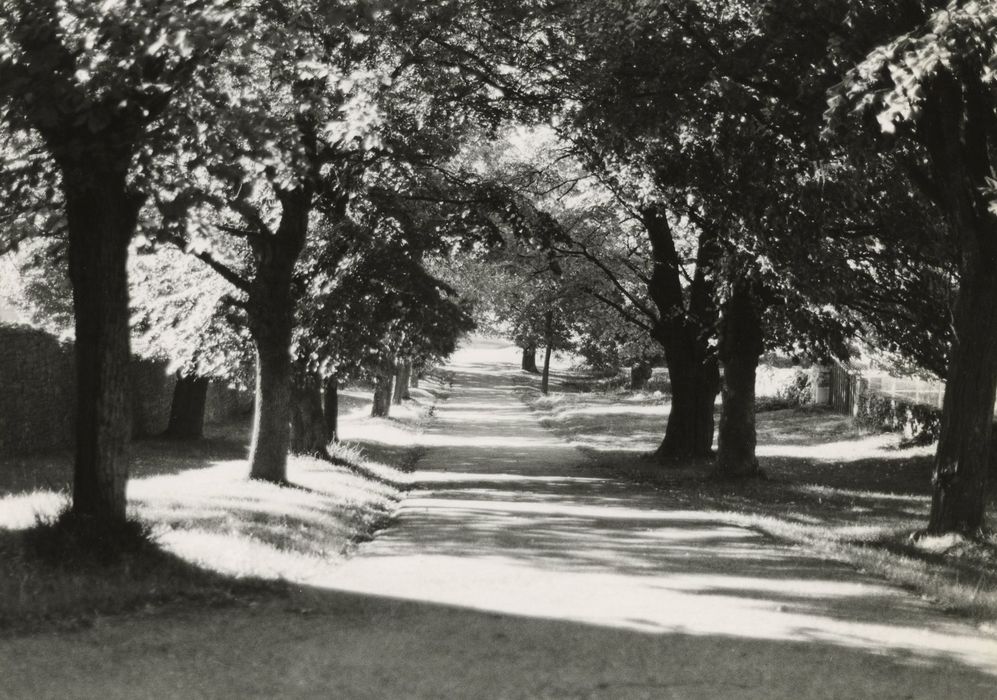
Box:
(0, 379, 442, 634)
(526, 368, 997, 623)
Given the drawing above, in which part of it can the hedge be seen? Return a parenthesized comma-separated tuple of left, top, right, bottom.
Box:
(855, 392, 942, 446)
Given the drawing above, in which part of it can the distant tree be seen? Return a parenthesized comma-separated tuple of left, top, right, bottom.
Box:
(130, 245, 253, 440)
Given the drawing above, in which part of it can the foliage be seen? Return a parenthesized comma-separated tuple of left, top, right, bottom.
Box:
(856, 392, 943, 446)
(0, 0, 251, 247)
(777, 369, 815, 408)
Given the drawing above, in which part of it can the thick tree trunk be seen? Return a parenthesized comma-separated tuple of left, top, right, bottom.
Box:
(540, 345, 554, 395)
(918, 70, 997, 535)
(640, 205, 720, 466)
(655, 339, 719, 464)
(291, 378, 329, 456)
(522, 345, 539, 373)
(372, 371, 394, 418)
(630, 362, 652, 392)
(323, 375, 339, 443)
(248, 325, 293, 482)
(393, 359, 411, 404)
(65, 171, 141, 523)
(164, 373, 209, 440)
(245, 187, 311, 483)
(715, 283, 764, 478)
(927, 260, 997, 534)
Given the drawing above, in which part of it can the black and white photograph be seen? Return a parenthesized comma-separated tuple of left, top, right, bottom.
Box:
(0, 1, 996, 697)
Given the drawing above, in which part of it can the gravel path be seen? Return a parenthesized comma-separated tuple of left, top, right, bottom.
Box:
(2, 349, 996, 699)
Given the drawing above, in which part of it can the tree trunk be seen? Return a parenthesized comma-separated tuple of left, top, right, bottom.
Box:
(654, 334, 720, 464)
(323, 374, 339, 443)
(715, 283, 764, 478)
(291, 377, 329, 456)
(410, 368, 420, 389)
(248, 326, 293, 483)
(393, 360, 411, 405)
(916, 68, 997, 534)
(164, 373, 209, 440)
(245, 187, 311, 483)
(372, 371, 394, 418)
(630, 362, 652, 392)
(927, 259, 997, 535)
(65, 170, 141, 523)
(640, 205, 720, 466)
(521, 345, 539, 373)
(540, 345, 554, 395)
(402, 359, 413, 399)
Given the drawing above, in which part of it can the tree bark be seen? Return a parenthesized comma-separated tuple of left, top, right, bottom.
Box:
(248, 325, 293, 482)
(372, 370, 394, 418)
(927, 259, 997, 534)
(246, 187, 311, 483)
(291, 377, 329, 456)
(393, 359, 411, 404)
(323, 374, 339, 444)
(640, 205, 721, 465)
(521, 345, 539, 373)
(919, 68, 997, 535)
(402, 359, 413, 399)
(715, 282, 764, 478)
(655, 349, 719, 463)
(164, 373, 209, 440)
(540, 345, 554, 395)
(65, 169, 141, 523)
(630, 362, 653, 392)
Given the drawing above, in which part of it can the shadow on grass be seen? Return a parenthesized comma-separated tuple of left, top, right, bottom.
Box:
(3, 582, 996, 697)
(0, 520, 284, 636)
(0, 420, 252, 497)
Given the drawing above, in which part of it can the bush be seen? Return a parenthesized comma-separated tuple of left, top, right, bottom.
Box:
(776, 369, 813, 406)
(755, 395, 797, 412)
(855, 393, 942, 445)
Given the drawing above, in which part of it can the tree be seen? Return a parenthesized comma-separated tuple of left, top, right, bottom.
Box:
(827, 1, 997, 535)
(156, 2, 404, 481)
(0, 0, 243, 522)
(130, 245, 253, 440)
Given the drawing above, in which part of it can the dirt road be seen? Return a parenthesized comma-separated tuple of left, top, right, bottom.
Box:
(2, 346, 996, 699)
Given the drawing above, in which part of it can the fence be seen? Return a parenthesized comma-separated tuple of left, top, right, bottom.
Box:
(825, 361, 988, 416)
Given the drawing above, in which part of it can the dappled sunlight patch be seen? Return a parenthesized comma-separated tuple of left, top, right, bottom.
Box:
(156, 529, 337, 582)
(418, 433, 574, 449)
(0, 490, 67, 530)
(128, 452, 399, 580)
(264, 347, 997, 680)
(310, 546, 997, 675)
(797, 484, 926, 504)
(409, 471, 607, 486)
(757, 434, 926, 461)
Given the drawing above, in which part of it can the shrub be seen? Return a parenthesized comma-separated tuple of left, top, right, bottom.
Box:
(776, 369, 813, 406)
(855, 393, 942, 445)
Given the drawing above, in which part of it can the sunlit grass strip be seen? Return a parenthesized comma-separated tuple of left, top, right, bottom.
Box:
(0, 380, 443, 634)
(715, 510, 997, 624)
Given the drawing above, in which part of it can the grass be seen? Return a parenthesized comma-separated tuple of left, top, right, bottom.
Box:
(526, 368, 997, 623)
(0, 378, 443, 635)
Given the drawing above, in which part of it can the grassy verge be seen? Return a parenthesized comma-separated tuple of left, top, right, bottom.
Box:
(524, 377, 997, 624)
(0, 379, 441, 636)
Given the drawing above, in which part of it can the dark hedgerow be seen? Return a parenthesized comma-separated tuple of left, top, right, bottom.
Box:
(856, 393, 942, 446)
